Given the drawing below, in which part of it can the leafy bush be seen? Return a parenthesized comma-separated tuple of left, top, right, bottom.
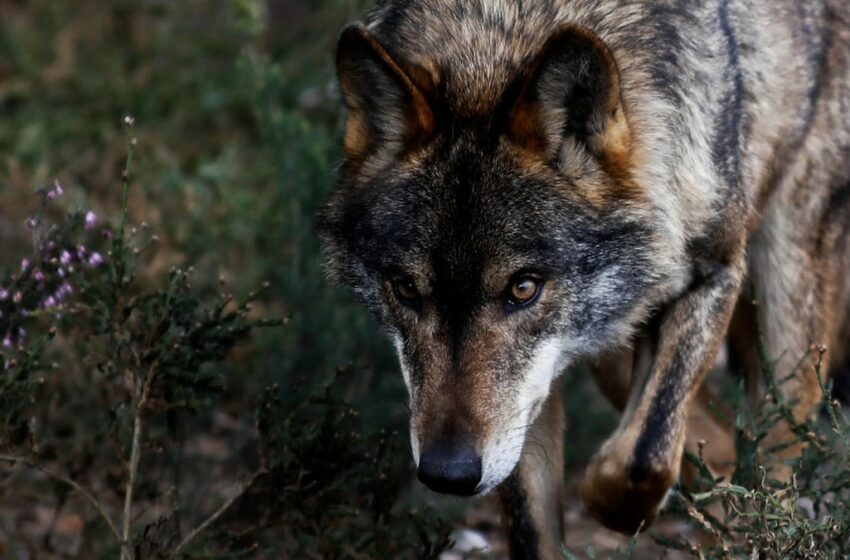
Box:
(652, 343, 850, 559)
(0, 122, 450, 558)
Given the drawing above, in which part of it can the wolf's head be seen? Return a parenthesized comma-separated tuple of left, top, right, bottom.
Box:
(319, 23, 661, 495)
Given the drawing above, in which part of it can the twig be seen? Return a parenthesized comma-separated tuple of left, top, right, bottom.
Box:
(122, 362, 157, 560)
(118, 116, 136, 242)
(0, 454, 122, 544)
(172, 468, 266, 556)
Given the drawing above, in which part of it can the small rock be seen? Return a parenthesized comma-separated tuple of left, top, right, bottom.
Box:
(440, 528, 492, 559)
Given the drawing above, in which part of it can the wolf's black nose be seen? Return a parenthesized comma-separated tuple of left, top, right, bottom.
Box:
(417, 442, 482, 496)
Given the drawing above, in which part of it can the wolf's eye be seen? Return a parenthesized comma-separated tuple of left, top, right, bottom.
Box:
(392, 277, 420, 307)
(506, 276, 543, 309)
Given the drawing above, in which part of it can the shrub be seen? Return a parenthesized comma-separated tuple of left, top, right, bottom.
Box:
(0, 123, 450, 558)
(655, 344, 850, 559)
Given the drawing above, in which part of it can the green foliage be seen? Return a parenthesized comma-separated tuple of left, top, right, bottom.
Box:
(0, 124, 451, 557)
(0, 3, 453, 556)
(254, 375, 452, 559)
(654, 345, 850, 559)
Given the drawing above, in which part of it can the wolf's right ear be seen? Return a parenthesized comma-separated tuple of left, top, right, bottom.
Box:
(336, 24, 436, 177)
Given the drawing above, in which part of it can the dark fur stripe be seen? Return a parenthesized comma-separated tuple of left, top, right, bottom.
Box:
(711, 0, 744, 190)
(498, 472, 541, 560)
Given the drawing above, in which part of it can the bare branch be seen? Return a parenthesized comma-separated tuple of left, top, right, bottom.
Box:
(172, 468, 266, 556)
(0, 454, 122, 545)
(122, 362, 158, 560)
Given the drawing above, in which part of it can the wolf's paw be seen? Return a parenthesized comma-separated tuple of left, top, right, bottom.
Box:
(579, 448, 676, 535)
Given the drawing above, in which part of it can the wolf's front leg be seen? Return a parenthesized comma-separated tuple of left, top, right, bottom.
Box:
(580, 254, 745, 534)
(498, 376, 565, 560)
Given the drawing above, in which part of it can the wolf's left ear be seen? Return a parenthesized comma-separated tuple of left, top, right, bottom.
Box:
(507, 25, 631, 165)
(336, 23, 436, 177)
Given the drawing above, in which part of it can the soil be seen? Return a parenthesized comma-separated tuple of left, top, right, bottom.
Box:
(442, 477, 693, 560)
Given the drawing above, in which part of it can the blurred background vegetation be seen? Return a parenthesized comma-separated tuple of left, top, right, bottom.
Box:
(0, 0, 399, 417)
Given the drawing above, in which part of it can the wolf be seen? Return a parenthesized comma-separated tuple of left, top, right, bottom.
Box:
(318, 0, 850, 556)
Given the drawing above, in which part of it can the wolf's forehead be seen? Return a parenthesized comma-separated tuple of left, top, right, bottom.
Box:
(368, 0, 563, 116)
(386, 189, 561, 281)
(359, 142, 570, 275)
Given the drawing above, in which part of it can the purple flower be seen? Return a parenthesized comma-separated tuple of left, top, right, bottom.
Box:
(25, 217, 37, 229)
(47, 190, 57, 201)
(0, 289, 8, 300)
(57, 268, 66, 278)
(88, 252, 104, 267)
(59, 282, 73, 297)
(17, 328, 26, 339)
(84, 211, 97, 230)
(60, 250, 72, 265)
(44, 296, 56, 308)
(2, 337, 11, 349)
(21, 259, 30, 271)
(34, 270, 45, 282)
(53, 180, 64, 196)
(76, 245, 87, 259)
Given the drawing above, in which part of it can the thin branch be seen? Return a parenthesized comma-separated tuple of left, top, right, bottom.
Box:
(122, 408, 143, 560)
(172, 468, 266, 556)
(118, 117, 136, 242)
(0, 454, 122, 544)
(122, 362, 157, 560)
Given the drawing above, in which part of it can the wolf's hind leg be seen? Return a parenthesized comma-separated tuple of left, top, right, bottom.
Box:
(498, 376, 565, 560)
(748, 203, 846, 481)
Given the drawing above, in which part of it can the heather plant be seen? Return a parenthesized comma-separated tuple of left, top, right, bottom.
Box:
(559, 319, 850, 559)
(257, 372, 453, 559)
(0, 119, 276, 556)
(0, 118, 452, 558)
(653, 342, 850, 559)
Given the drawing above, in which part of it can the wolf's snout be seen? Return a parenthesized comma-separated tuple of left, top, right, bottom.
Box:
(417, 442, 482, 496)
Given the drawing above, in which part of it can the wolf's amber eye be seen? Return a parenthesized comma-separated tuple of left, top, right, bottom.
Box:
(507, 276, 542, 308)
(392, 277, 420, 307)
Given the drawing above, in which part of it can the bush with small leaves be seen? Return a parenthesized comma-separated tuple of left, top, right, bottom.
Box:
(655, 342, 850, 559)
(0, 119, 452, 559)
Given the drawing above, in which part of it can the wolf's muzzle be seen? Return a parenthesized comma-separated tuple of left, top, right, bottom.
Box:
(417, 442, 482, 496)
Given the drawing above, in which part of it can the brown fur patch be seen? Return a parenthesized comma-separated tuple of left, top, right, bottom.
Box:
(337, 23, 437, 179)
(505, 24, 641, 206)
